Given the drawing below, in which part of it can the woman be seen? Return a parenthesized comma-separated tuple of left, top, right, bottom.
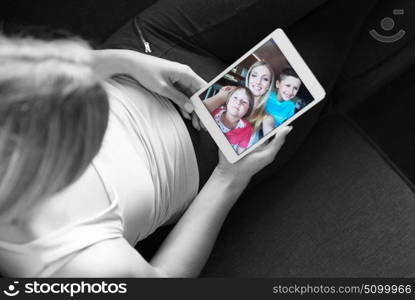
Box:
(203, 60, 276, 148)
(0, 36, 291, 277)
(245, 61, 276, 144)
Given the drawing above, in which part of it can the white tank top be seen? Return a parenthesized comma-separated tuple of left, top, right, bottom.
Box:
(0, 77, 199, 277)
(99, 77, 199, 242)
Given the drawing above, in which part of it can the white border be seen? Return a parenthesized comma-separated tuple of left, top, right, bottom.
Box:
(190, 28, 326, 163)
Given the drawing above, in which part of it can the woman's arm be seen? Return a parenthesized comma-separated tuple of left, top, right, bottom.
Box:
(52, 166, 246, 277)
(52, 167, 246, 278)
(203, 86, 235, 112)
(52, 126, 292, 277)
(152, 126, 291, 277)
(203, 93, 227, 112)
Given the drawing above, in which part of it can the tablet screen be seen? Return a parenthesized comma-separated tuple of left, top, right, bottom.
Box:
(198, 38, 314, 155)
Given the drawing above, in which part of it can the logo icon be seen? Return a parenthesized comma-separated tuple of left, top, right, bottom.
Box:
(3, 281, 20, 297)
(370, 9, 406, 43)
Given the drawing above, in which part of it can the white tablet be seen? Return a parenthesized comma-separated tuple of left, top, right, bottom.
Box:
(190, 28, 325, 163)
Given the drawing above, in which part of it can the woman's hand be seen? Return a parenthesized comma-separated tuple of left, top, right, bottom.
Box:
(216, 126, 293, 186)
(126, 53, 206, 116)
(94, 49, 207, 129)
(130, 53, 207, 130)
(149, 127, 292, 277)
(219, 85, 236, 95)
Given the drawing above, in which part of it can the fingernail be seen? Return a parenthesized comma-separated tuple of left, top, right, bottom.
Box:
(184, 103, 194, 114)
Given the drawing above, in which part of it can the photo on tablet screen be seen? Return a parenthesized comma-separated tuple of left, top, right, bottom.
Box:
(199, 38, 314, 155)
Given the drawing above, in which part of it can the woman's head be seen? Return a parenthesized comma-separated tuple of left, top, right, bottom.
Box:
(225, 87, 254, 119)
(0, 36, 109, 222)
(245, 60, 274, 99)
(245, 61, 275, 131)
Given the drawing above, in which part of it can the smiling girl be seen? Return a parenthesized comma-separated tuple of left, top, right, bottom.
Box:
(207, 87, 254, 154)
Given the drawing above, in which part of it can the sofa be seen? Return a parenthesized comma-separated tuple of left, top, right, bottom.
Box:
(3, 0, 415, 277)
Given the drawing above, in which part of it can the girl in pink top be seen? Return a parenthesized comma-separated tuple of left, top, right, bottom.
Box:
(210, 87, 254, 154)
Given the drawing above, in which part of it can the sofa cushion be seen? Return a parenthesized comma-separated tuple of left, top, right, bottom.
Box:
(2, 0, 156, 44)
(202, 114, 415, 277)
(331, 0, 415, 112)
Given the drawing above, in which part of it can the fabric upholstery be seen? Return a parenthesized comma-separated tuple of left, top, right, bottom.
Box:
(202, 115, 415, 277)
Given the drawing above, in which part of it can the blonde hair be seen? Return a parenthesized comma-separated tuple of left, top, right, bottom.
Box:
(245, 61, 275, 131)
(0, 36, 109, 222)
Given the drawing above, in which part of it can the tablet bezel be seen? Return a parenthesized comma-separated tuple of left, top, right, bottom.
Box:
(190, 28, 326, 163)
